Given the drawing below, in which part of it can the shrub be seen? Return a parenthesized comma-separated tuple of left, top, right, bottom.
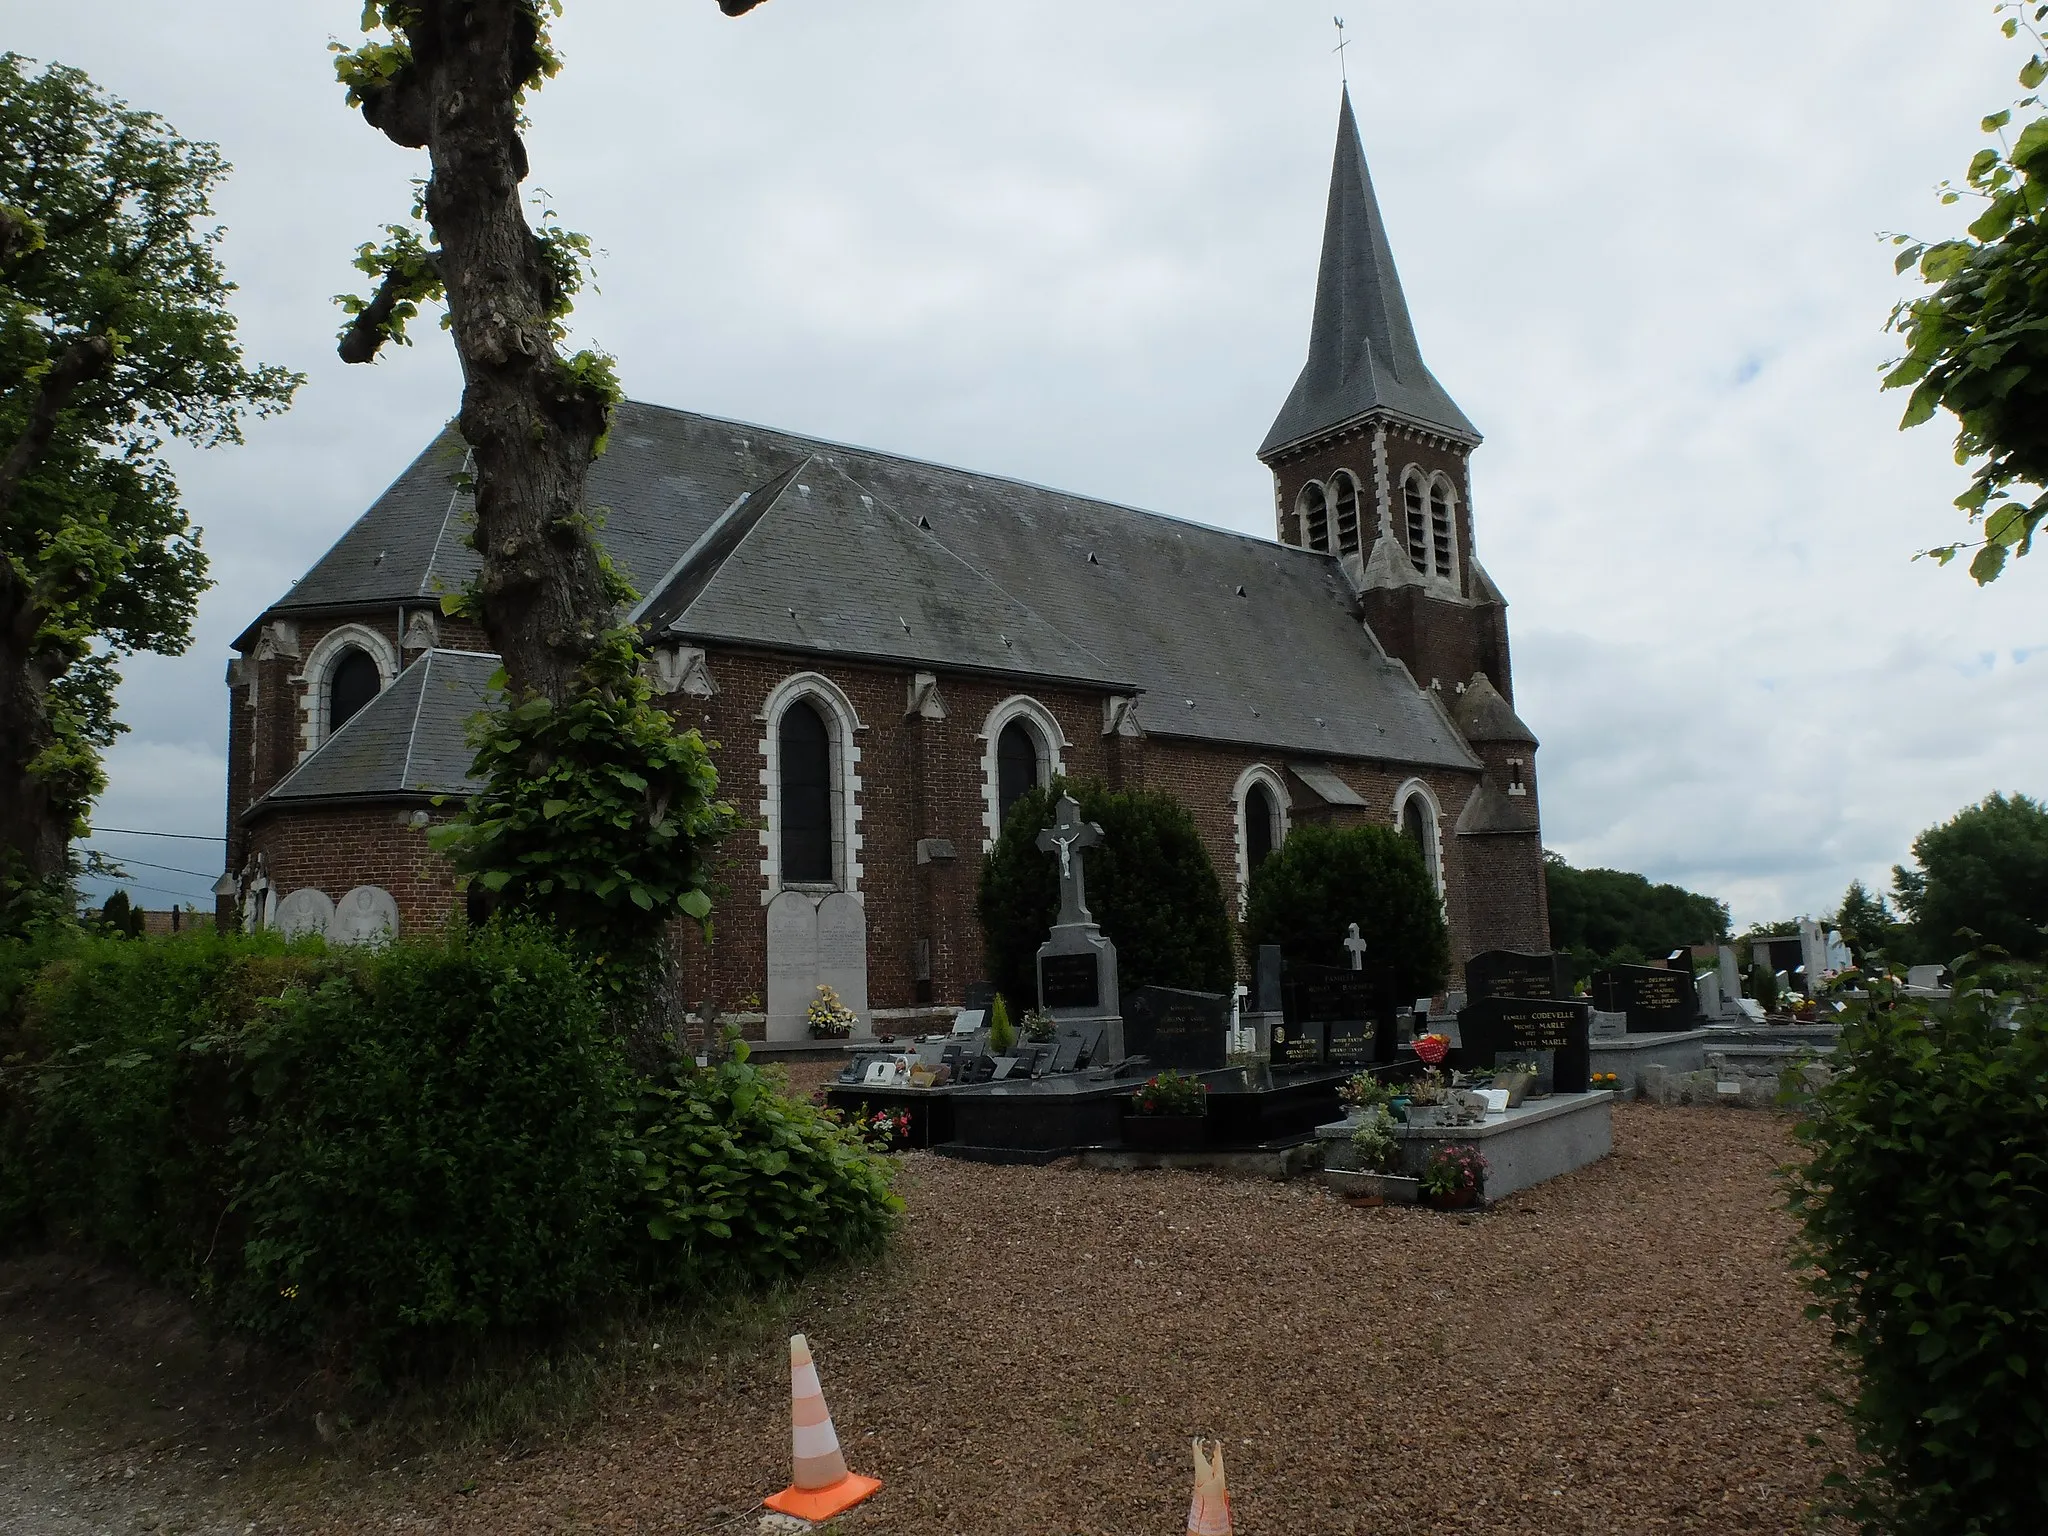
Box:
(1783, 962, 2048, 1535)
(978, 778, 1234, 1009)
(618, 1042, 900, 1293)
(987, 994, 1016, 1054)
(1242, 822, 1449, 1001)
(1349, 1107, 1400, 1173)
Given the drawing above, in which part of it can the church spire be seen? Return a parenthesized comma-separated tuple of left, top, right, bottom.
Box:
(1260, 88, 1478, 458)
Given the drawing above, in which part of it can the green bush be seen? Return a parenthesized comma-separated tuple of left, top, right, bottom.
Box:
(1242, 822, 1449, 1001)
(1783, 964, 2048, 1535)
(977, 778, 1234, 1009)
(618, 1044, 900, 1293)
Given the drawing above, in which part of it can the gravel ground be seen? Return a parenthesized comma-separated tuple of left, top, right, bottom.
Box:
(6, 1102, 1857, 1535)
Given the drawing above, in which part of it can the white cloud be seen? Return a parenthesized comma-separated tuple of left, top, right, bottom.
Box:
(11, 0, 2044, 926)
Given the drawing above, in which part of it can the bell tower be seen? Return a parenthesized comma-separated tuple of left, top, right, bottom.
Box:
(1261, 89, 1514, 704)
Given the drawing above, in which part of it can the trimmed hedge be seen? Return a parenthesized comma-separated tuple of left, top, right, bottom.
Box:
(1241, 822, 1450, 1001)
(977, 778, 1235, 1009)
(1784, 966, 2048, 1535)
(0, 923, 899, 1378)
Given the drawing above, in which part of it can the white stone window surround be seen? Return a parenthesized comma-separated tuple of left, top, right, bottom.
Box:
(1394, 464, 1464, 593)
(294, 622, 402, 760)
(1391, 776, 1447, 897)
(1230, 763, 1292, 919)
(758, 671, 866, 905)
(979, 694, 1069, 850)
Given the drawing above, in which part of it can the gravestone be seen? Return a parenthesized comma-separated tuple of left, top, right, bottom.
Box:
(329, 885, 399, 946)
(964, 981, 997, 1012)
(1254, 945, 1283, 1014)
(1123, 986, 1228, 1071)
(1465, 949, 1571, 1004)
(273, 887, 334, 941)
(1269, 1017, 1327, 1068)
(817, 892, 871, 1034)
(1456, 998, 1592, 1094)
(1590, 965, 1695, 1033)
(1717, 945, 1741, 1004)
(1285, 963, 1398, 1066)
(765, 889, 820, 1042)
(1033, 796, 1122, 1060)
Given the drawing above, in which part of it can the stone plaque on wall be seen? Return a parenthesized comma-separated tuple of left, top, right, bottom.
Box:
(816, 891, 871, 1037)
(273, 887, 334, 941)
(766, 890, 820, 1043)
(328, 886, 398, 946)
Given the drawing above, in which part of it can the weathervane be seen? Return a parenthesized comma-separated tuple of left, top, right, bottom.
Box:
(1333, 15, 1350, 85)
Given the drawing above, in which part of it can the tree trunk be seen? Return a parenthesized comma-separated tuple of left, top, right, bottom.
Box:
(409, 1, 617, 700)
(0, 564, 64, 882)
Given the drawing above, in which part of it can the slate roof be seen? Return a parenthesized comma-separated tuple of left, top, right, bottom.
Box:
(249, 649, 495, 816)
(1452, 672, 1538, 746)
(1260, 90, 1479, 457)
(254, 401, 1483, 771)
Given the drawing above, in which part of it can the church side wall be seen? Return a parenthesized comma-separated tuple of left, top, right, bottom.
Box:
(239, 805, 460, 933)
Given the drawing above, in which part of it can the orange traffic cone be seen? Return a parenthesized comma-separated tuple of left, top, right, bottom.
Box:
(762, 1334, 882, 1522)
(1187, 1437, 1232, 1535)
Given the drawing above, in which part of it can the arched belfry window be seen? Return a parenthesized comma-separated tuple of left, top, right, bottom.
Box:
(1246, 783, 1279, 869)
(328, 649, 381, 734)
(997, 719, 1041, 828)
(1299, 482, 1331, 553)
(1331, 471, 1361, 555)
(1403, 472, 1428, 573)
(778, 700, 834, 884)
(1429, 480, 1456, 579)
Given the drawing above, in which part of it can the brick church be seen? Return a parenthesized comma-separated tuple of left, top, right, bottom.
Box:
(220, 90, 1550, 1038)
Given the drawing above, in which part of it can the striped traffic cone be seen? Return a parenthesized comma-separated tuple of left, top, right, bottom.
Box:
(1187, 1438, 1232, 1535)
(762, 1334, 882, 1522)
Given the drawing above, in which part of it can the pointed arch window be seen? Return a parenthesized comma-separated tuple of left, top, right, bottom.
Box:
(1429, 481, 1456, 579)
(1403, 473, 1428, 572)
(1298, 482, 1330, 552)
(1331, 471, 1361, 555)
(1246, 783, 1279, 869)
(328, 649, 381, 733)
(778, 700, 834, 883)
(997, 719, 1042, 829)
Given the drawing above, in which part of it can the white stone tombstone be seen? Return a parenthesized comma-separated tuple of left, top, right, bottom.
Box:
(273, 887, 334, 941)
(1799, 919, 1827, 993)
(329, 885, 399, 946)
(1695, 971, 1724, 1020)
(1717, 945, 1741, 1004)
(816, 891, 871, 1037)
(765, 889, 821, 1043)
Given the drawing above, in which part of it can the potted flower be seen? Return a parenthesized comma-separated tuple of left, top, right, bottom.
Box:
(1591, 1071, 1621, 1095)
(1401, 1067, 1448, 1127)
(806, 984, 856, 1039)
(1338, 1070, 1396, 1121)
(1123, 1069, 1209, 1151)
(1421, 1143, 1488, 1209)
(1022, 1007, 1058, 1043)
(861, 1107, 914, 1152)
(1323, 1106, 1424, 1207)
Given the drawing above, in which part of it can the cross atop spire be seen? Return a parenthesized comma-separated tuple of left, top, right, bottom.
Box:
(1260, 89, 1479, 459)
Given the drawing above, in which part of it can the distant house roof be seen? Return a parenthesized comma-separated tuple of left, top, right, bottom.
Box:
(1260, 89, 1479, 458)
(255, 401, 1482, 771)
(248, 649, 494, 817)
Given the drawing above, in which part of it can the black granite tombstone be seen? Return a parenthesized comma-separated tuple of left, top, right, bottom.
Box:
(1254, 944, 1284, 1014)
(1269, 1018, 1327, 1068)
(1455, 998, 1592, 1094)
(1284, 963, 1399, 1064)
(1121, 987, 1228, 1071)
(1464, 949, 1572, 1004)
(965, 981, 997, 1012)
(1039, 952, 1102, 1011)
(1590, 965, 1695, 1033)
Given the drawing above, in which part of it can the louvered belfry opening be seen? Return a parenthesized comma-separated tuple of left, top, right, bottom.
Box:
(1403, 475, 1428, 572)
(1430, 482, 1455, 578)
(1301, 482, 1330, 552)
(1332, 472, 1360, 555)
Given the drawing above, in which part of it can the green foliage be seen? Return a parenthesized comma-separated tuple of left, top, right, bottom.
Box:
(987, 993, 1016, 1055)
(1127, 1069, 1208, 1117)
(1544, 851, 1731, 981)
(1, 923, 896, 1382)
(617, 1042, 899, 1293)
(1347, 1107, 1400, 1173)
(1885, 5, 2048, 582)
(1242, 821, 1448, 1001)
(1783, 962, 2048, 1533)
(978, 779, 1235, 1008)
(1420, 1143, 1487, 1199)
(94, 889, 142, 938)
(1890, 792, 2048, 962)
(1835, 878, 1911, 965)
(1748, 961, 1781, 1011)
(429, 630, 736, 999)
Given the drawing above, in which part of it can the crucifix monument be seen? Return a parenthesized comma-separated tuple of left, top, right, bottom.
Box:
(1344, 923, 1368, 971)
(1033, 793, 1123, 1058)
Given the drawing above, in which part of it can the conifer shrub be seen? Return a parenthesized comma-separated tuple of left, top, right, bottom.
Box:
(977, 778, 1235, 1008)
(1242, 821, 1450, 1001)
(1784, 959, 2048, 1535)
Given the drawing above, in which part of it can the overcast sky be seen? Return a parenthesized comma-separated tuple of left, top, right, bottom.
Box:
(12, 0, 2042, 929)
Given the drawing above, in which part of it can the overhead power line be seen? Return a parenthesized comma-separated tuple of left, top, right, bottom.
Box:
(95, 855, 219, 881)
(83, 826, 226, 842)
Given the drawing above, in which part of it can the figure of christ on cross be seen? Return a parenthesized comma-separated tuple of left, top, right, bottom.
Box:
(1036, 793, 1105, 926)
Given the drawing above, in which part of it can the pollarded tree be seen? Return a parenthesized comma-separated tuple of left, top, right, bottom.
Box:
(0, 55, 299, 895)
(329, 2, 768, 964)
(1243, 822, 1449, 1003)
(977, 779, 1235, 1011)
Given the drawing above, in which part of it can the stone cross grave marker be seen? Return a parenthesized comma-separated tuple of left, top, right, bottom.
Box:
(1036, 794, 1104, 926)
(1343, 924, 1368, 970)
(1034, 793, 1121, 1034)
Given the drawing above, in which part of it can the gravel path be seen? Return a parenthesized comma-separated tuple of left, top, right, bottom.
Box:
(5, 1103, 1855, 1534)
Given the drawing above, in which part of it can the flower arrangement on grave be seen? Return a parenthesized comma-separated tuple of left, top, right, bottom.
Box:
(1349, 1107, 1401, 1173)
(988, 994, 1017, 1054)
(806, 984, 856, 1039)
(1421, 1143, 1488, 1205)
(1022, 1007, 1058, 1043)
(1591, 1071, 1620, 1092)
(1412, 1032, 1451, 1066)
(1339, 1071, 1396, 1115)
(1404, 1067, 1447, 1106)
(860, 1107, 913, 1151)
(1128, 1069, 1209, 1117)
